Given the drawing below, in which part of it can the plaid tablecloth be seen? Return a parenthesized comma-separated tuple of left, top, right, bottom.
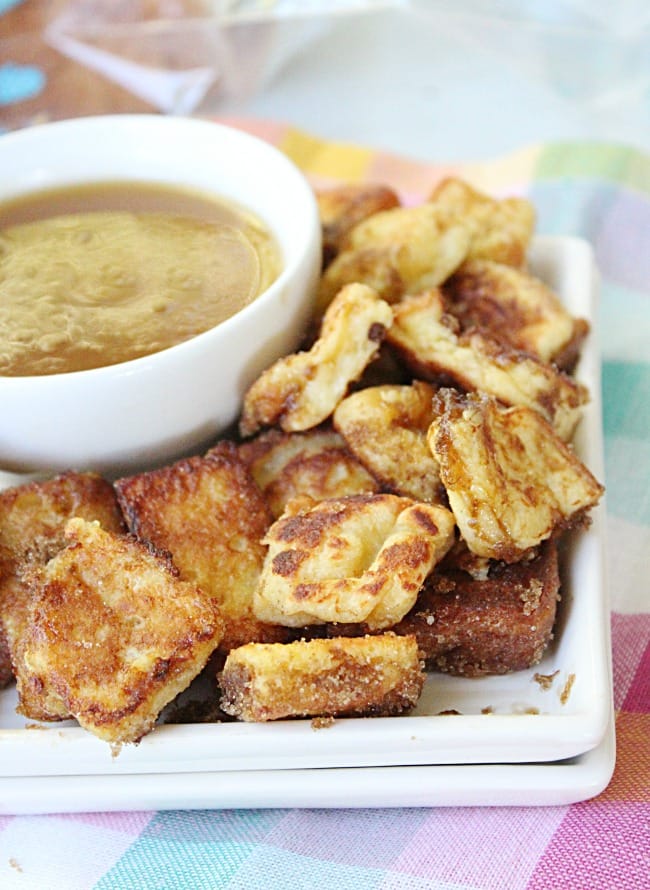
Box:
(0, 122, 648, 889)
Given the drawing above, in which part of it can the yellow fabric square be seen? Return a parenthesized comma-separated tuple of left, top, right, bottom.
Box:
(279, 128, 373, 182)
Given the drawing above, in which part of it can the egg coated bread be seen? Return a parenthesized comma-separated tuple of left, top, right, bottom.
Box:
(316, 182, 400, 266)
(393, 538, 561, 677)
(254, 493, 455, 631)
(0, 471, 125, 715)
(333, 381, 444, 503)
(428, 177, 535, 268)
(387, 289, 587, 441)
(427, 389, 604, 562)
(239, 283, 393, 437)
(116, 441, 286, 653)
(443, 258, 589, 370)
(219, 633, 425, 721)
(238, 427, 378, 519)
(20, 518, 223, 744)
(318, 200, 471, 309)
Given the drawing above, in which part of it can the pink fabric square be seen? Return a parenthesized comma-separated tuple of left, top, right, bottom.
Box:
(611, 614, 650, 709)
(526, 801, 650, 889)
(61, 810, 153, 833)
(622, 640, 650, 713)
(390, 806, 567, 888)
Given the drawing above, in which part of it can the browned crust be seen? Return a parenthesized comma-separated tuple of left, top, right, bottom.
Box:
(443, 259, 590, 370)
(317, 183, 401, 266)
(0, 471, 125, 570)
(219, 633, 424, 721)
(255, 494, 455, 630)
(0, 623, 12, 689)
(19, 518, 224, 743)
(0, 471, 125, 708)
(333, 381, 444, 503)
(392, 539, 561, 676)
(386, 290, 588, 441)
(428, 389, 604, 562)
(428, 177, 535, 268)
(238, 427, 378, 519)
(116, 441, 286, 653)
(239, 284, 393, 437)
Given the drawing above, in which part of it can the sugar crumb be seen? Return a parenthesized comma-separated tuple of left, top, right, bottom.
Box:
(560, 672, 576, 705)
(533, 669, 560, 691)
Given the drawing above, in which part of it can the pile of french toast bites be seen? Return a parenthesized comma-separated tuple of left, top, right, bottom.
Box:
(0, 177, 604, 747)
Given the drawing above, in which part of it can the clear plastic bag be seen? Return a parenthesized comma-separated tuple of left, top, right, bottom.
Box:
(410, 0, 649, 108)
(45, 1, 406, 114)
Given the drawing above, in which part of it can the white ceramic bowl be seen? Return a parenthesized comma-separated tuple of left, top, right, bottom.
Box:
(0, 115, 321, 477)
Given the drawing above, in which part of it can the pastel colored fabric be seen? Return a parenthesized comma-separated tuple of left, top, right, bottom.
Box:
(0, 123, 648, 889)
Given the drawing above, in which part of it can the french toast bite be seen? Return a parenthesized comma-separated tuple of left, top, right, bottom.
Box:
(318, 202, 471, 309)
(427, 389, 604, 562)
(333, 381, 444, 503)
(254, 493, 455, 630)
(393, 539, 560, 676)
(316, 183, 400, 266)
(238, 427, 378, 519)
(428, 177, 535, 268)
(219, 633, 425, 721)
(387, 289, 587, 441)
(317, 247, 406, 314)
(20, 517, 223, 744)
(0, 471, 124, 571)
(5, 573, 71, 721)
(443, 259, 589, 369)
(0, 471, 124, 714)
(239, 283, 393, 437)
(116, 442, 284, 653)
(0, 625, 11, 689)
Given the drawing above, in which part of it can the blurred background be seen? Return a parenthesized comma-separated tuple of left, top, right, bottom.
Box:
(2, 0, 649, 159)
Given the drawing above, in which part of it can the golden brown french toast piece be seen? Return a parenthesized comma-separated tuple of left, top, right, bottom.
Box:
(0, 625, 14, 689)
(318, 201, 471, 309)
(0, 573, 28, 693)
(116, 442, 284, 653)
(428, 389, 604, 562)
(318, 248, 407, 314)
(0, 613, 13, 689)
(443, 259, 589, 369)
(238, 427, 378, 519)
(0, 471, 124, 709)
(239, 283, 393, 437)
(393, 539, 560, 676)
(220, 633, 425, 721)
(387, 290, 587, 441)
(5, 574, 71, 721)
(0, 471, 124, 569)
(428, 177, 535, 268)
(317, 183, 400, 266)
(254, 493, 455, 630)
(333, 381, 444, 503)
(20, 518, 223, 743)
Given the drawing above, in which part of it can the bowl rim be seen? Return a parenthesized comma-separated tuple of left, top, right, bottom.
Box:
(0, 114, 321, 385)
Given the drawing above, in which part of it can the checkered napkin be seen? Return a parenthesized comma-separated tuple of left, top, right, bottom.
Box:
(0, 124, 647, 889)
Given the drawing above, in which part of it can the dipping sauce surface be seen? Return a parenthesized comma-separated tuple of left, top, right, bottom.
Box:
(0, 182, 281, 376)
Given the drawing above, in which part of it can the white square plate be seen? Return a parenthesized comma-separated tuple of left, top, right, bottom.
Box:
(0, 236, 613, 805)
(0, 714, 616, 814)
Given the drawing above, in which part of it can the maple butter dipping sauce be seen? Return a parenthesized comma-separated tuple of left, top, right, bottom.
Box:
(0, 181, 281, 376)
